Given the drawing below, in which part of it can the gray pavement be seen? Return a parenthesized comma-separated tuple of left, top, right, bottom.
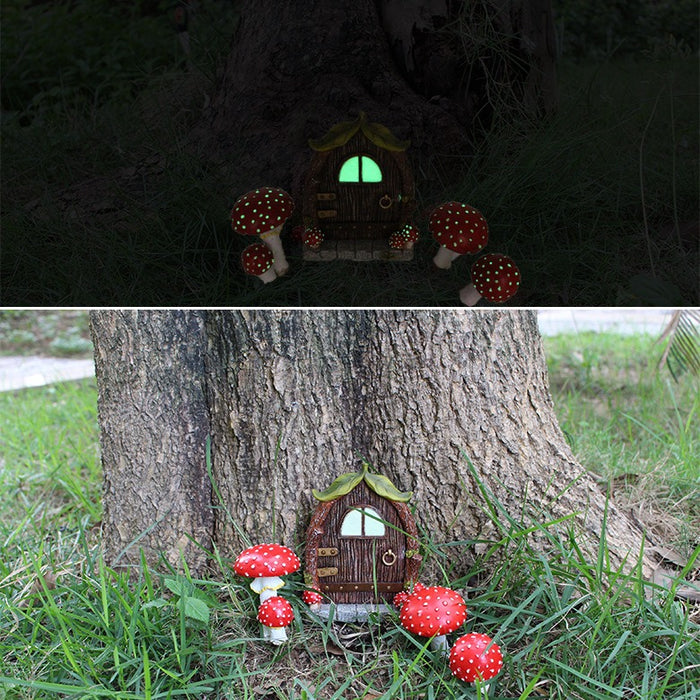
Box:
(0, 355, 96, 392)
(0, 309, 685, 392)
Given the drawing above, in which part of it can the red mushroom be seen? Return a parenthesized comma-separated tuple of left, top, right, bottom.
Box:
(233, 543, 301, 603)
(460, 253, 521, 306)
(257, 595, 295, 645)
(429, 202, 488, 269)
(303, 226, 324, 251)
(240, 243, 276, 284)
(399, 585, 468, 651)
(230, 187, 294, 276)
(389, 223, 420, 251)
(302, 589, 324, 611)
(449, 632, 503, 684)
(393, 590, 411, 609)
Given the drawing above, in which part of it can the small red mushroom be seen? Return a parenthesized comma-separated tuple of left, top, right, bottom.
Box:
(399, 585, 468, 651)
(233, 543, 301, 602)
(302, 589, 324, 610)
(240, 243, 276, 284)
(257, 595, 295, 645)
(449, 632, 503, 684)
(393, 590, 411, 609)
(231, 187, 294, 276)
(389, 223, 420, 251)
(460, 253, 521, 306)
(303, 226, 324, 251)
(429, 202, 488, 269)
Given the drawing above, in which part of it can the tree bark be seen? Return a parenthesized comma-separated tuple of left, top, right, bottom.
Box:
(90, 310, 213, 573)
(91, 310, 654, 580)
(196, 0, 557, 193)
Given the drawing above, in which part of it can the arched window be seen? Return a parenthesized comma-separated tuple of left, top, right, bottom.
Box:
(340, 506, 386, 537)
(338, 156, 382, 183)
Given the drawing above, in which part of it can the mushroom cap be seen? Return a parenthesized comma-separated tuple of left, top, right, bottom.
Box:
(449, 632, 503, 683)
(303, 226, 324, 249)
(231, 187, 295, 236)
(399, 585, 467, 638)
(233, 543, 301, 578)
(393, 590, 411, 609)
(401, 223, 420, 244)
(302, 589, 324, 605)
(389, 223, 420, 250)
(388, 230, 407, 250)
(429, 202, 488, 255)
(240, 243, 274, 276)
(257, 596, 295, 627)
(470, 253, 521, 303)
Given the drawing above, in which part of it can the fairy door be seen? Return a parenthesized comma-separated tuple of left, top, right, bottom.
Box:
(316, 481, 406, 603)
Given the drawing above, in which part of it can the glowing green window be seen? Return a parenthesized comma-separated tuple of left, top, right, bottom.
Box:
(338, 156, 382, 183)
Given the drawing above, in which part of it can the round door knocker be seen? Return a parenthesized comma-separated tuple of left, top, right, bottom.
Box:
(382, 548, 397, 566)
(379, 194, 393, 209)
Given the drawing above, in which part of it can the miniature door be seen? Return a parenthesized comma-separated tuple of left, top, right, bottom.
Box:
(306, 468, 421, 604)
(312, 132, 407, 241)
(301, 112, 416, 259)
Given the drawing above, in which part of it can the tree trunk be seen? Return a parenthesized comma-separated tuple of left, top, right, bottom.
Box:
(196, 0, 557, 193)
(90, 311, 213, 573)
(90, 310, 654, 580)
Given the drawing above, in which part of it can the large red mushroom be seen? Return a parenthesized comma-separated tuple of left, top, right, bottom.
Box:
(231, 187, 294, 276)
(460, 253, 521, 305)
(399, 585, 467, 651)
(233, 543, 301, 603)
(429, 202, 488, 269)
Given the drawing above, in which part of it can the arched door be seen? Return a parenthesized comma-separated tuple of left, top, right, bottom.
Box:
(316, 481, 406, 603)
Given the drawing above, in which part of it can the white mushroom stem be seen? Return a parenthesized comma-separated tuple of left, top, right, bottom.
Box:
(260, 226, 289, 276)
(263, 625, 289, 645)
(250, 576, 285, 602)
(459, 282, 482, 306)
(433, 246, 461, 270)
(429, 634, 450, 652)
(257, 268, 278, 284)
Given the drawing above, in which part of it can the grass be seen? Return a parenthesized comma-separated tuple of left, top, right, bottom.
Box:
(0, 326, 698, 698)
(1, 3, 698, 305)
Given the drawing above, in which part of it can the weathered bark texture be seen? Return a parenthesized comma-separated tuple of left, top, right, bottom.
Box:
(90, 311, 213, 572)
(197, 0, 557, 193)
(92, 310, 654, 580)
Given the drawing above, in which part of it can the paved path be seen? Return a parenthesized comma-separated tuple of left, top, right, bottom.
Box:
(0, 356, 96, 392)
(0, 309, 682, 392)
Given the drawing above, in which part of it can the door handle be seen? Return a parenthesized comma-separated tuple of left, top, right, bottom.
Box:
(382, 549, 397, 566)
(379, 194, 393, 209)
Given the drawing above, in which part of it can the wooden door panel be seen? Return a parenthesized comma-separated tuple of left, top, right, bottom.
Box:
(318, 481, 406, 603)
